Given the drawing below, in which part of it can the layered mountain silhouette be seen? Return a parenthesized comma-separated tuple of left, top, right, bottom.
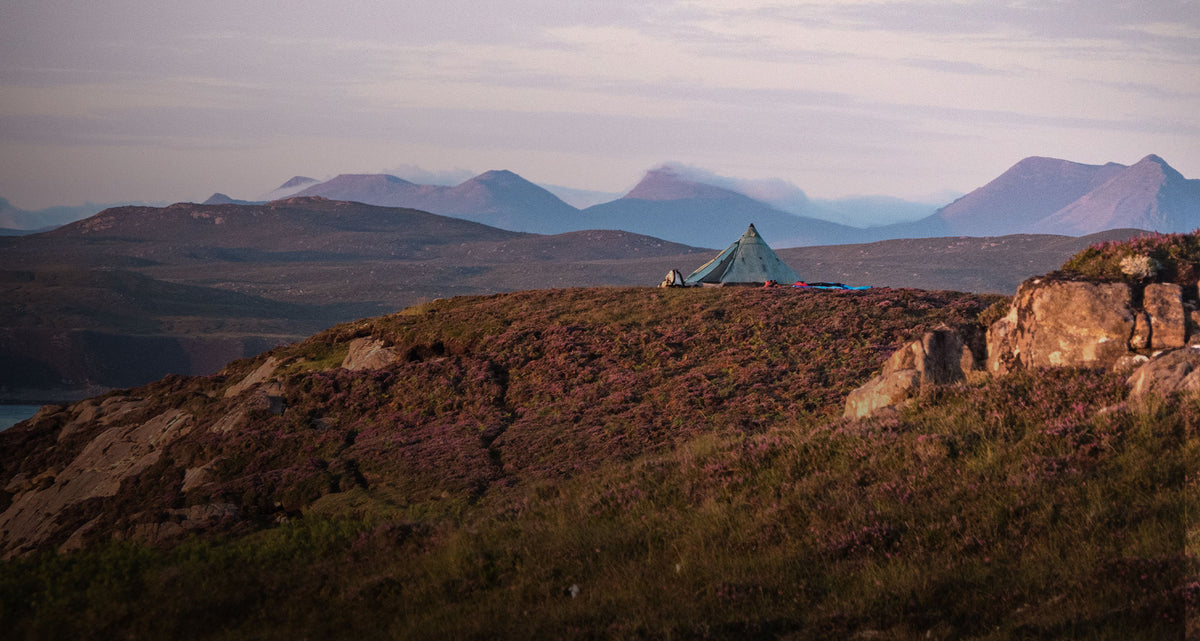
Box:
(1029, 155, 1200, 235)
(13, 152, 1196, 244)
(242, 155, 1199, 246)
(271, 167, 869, 247)
(579, 167, 860, 248)
(263, 175, 319, 201)
(931, 157, 1127, 236)
(0, 198, 125, 235)
(291, 170, 581, 234)
(927, 154, 1200, 237)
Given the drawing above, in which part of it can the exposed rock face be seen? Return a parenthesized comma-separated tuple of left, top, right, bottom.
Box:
(1144, 283, 1186, 349)
(1126, 347, 1200, 398)
(986, 279, 1136, 374)
(844, 369, 922, 420)
(224, 356, 279, 397)
(844, 327, 975, 419)
(844, 273, 1200, 422)
(985, 277, 1200, 377)
(0, 405, 194, 557)
(342, 337, 399, 371)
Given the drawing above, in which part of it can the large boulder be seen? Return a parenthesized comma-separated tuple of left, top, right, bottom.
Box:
(986, 279, 1135, 375)
(1126, 347, 1200, 398)
(342, 337, 399, 371)
(844, 327, 975, 419)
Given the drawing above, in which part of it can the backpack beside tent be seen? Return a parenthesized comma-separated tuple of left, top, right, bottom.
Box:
(659, 269, 686, 288)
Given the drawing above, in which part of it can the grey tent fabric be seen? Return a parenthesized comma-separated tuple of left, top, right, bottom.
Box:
(684, 224, 801, 285)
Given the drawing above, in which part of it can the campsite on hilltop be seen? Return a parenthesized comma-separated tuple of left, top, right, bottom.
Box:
(5, 0, 1199, 634)
(0, 195, 1147, 403)
(2, 229, 1197, 638)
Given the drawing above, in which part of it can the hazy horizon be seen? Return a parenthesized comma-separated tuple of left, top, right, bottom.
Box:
(1, 1, 1197, 210)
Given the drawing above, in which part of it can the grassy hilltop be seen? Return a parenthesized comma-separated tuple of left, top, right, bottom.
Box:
(0, 283, 1196, 639)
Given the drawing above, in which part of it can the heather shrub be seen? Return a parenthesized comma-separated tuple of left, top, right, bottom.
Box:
(1061, 231, 1200, 287)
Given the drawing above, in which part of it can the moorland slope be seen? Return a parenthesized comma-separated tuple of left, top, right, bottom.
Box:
(0, 198, 708, 400)
(1, 280, 1195, 639)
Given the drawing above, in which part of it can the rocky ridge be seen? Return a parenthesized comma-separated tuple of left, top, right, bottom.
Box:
(847, 240, 1200, 417)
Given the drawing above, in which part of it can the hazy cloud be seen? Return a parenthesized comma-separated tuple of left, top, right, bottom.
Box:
(0, 0, 1196, 207)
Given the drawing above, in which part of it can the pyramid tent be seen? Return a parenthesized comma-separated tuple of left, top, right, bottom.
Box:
(684, 224, 801, 285)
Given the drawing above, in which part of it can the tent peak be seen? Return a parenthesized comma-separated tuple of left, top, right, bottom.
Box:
(684, 224, 800, 285)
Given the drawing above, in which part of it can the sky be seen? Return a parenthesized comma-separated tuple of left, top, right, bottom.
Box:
(0, 0, 1198, 210)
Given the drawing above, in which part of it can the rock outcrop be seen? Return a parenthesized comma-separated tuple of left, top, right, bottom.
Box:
(986, 277, 1200, 375)
(342, 337, 399, 371)
(848, 273, 1200, 419)
(0, 404, 195, 557)
(844, 327, 977, 419)
(1126, 346, 1200, 398)
(224, 356, 279, 397)
(986, 279, 1136, 374)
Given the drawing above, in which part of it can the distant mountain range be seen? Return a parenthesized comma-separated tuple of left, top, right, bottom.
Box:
(247, 167, 908, 247)
(577, 167, 862, 248)
(291, 170, 582, 234)
(195, 154, 1199, 248)
(931, 154, 1200, 237)
(10, 154, 1198, 244)
(0, 198, 147, 235)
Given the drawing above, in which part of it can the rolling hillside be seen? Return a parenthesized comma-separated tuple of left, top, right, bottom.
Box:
(779, 229, 1147, 293)
(0, 199, 707, 400)
(0, 284, 1192, 639)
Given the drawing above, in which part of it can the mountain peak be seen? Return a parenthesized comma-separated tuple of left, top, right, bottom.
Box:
(1028, 154, 1198, 235)
(328, 174, 414, 185)
(203, 193, 237, 205)
(473, 169, 521, 182)
(462, 170, 535, 190)
(624, 167, 741, 201)
(935, 156, 1128, 235)
(1117, 154, 1185, 183)
(457, 170, 553, 195)
(276, 176, 318, 190)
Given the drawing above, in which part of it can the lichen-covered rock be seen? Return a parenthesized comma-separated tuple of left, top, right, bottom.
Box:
(1144, 283, 1186, 349)
(844, 369, 922, 420)
(985, 307, 1019, 375)
(986, 279, 1135, 374)
(1126, 347, 1200, 398)
(342, 337, 399, 371)
(845, 327, 974, 419)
